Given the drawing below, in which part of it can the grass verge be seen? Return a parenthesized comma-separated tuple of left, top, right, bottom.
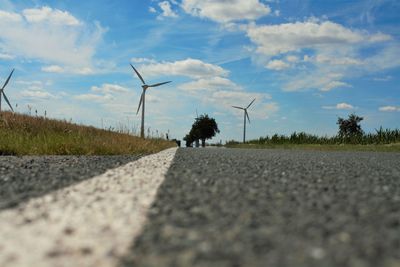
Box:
(225, 143, 400, 152)
(0, 112, 175, 155)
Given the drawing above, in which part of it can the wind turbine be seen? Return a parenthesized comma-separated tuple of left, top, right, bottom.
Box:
(232, 98, 256, 143)
(130, 64, 171, 138)
(0, 69, 15, 113)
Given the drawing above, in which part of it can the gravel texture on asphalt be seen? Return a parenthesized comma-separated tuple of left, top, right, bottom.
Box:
(0, 155, 142, 210)
(121, 148, 400, 267)
(0, 148, 177, 267)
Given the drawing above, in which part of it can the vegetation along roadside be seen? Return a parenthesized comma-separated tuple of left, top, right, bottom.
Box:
(0, 112, 175, 156)
(226, 114, 400, 152)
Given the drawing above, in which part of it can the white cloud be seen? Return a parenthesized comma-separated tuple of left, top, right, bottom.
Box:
(315, 55, 362, 65)
(20, 89, 56, 99)
(246, 20, 390, 57)
(379, 106, 400, 112)
(158, 1, 178, 18)
(211, 90, 271, 103)
(179, 76, 241, 92)
(138, 58, 278, 120)
(91, 84, 129, 94)
(14, 80, 60, 101)
(0, 10, 22, 22)
(281, 44, 397, 92)
(149, 7, 157, 13)
(181, 0, 271, 23)
(0, 6, 105, 69)
(284, 72, 351, 92)
(41, 65, 95, 75)
(363, 45, 400, 72)
(15, 80, 43, 87)
(261, 102, 279, 117)
(138, 58, 229, 79)
(41, 65, 64, 73)
(321, 81, 352, 92)
(368, 32, 392, 42)
(15, 80, 46, 91)
(286, 55, 299, 63)
(131, 57, 157, 64)
(244, 18, 397, 93)
(323, 103, 355, 110)
(75, 83, 129, 103)
(266, 59, 290, 70)
(22, 6, 80, 26)
(75, 94, 113, 102)
(75, 67, 95, 75)
(0, 52, 14, 60)
(146, 94, 162, 104)
(336, 103, 354, 110)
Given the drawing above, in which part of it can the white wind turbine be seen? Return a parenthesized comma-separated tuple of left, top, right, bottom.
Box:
(130, 64, 171, 138)
(232, 98, 256, 143)
(0, 69, 15, 113)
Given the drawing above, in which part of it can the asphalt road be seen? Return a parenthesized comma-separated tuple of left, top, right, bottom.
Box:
(0, 149, 176, 267)
(0, 148, 399, 267)
(121, 148, 400, 267)
(0, 155, 140, 210)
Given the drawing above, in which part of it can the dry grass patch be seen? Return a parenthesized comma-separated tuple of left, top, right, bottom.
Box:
(0, 112, 175, 155)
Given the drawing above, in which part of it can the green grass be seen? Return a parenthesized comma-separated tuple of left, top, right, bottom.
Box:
(225, 129, 400, 152)
(0, 111, 175, 155)
(226, 143, 400, 152)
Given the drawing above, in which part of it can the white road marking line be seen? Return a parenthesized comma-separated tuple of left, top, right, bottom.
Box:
(0, 147, 177, 267)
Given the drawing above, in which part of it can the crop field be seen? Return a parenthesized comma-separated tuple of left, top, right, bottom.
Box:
(226, 130, 400, 152)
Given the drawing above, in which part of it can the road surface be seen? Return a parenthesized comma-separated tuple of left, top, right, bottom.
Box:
(0, 155, 141, 210)
(1, 148, 399, 267)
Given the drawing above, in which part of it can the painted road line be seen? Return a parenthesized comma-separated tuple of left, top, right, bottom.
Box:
(0, 147, 177, 267)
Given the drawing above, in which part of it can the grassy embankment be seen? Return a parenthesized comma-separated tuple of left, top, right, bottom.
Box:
(226, 131, 400, 152)
(0, 111, 175, 155)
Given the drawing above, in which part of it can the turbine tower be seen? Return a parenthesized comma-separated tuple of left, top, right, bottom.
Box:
(232, 98, 256, 143)
(0, 69, 15, 113)
(130, 64, 171, 138)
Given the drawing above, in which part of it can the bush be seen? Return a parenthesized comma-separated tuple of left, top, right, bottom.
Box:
(337, 114, 364, 143)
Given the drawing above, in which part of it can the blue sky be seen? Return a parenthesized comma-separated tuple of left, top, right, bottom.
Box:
(0, 0, 399, 142)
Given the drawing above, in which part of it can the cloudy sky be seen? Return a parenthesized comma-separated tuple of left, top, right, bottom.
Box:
(0, 0, 399, 142)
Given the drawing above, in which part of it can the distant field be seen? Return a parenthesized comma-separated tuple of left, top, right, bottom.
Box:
(0, 112, 175, 155)
(225, 143, 400, 152)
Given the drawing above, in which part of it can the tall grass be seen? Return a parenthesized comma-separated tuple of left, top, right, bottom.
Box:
(0, 111, 175, 155)
(227, 128, 400, 146)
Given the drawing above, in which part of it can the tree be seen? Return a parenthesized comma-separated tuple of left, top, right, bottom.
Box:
(337, 113, 364, 140)
(185, 114, 220, 147)
(183, 133, 195, 147)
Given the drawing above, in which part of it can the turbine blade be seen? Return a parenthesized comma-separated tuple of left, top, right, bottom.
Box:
(232, 106, 244, 110)
(246, 110, 250, 123)
(247, 98, 256, 109)
(148, 81, 171, 87)
(136, 92, 144, 115)
(3, 93, 14, 112)
(130, 64, 146, 85)
(2, 69, 14, 90)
